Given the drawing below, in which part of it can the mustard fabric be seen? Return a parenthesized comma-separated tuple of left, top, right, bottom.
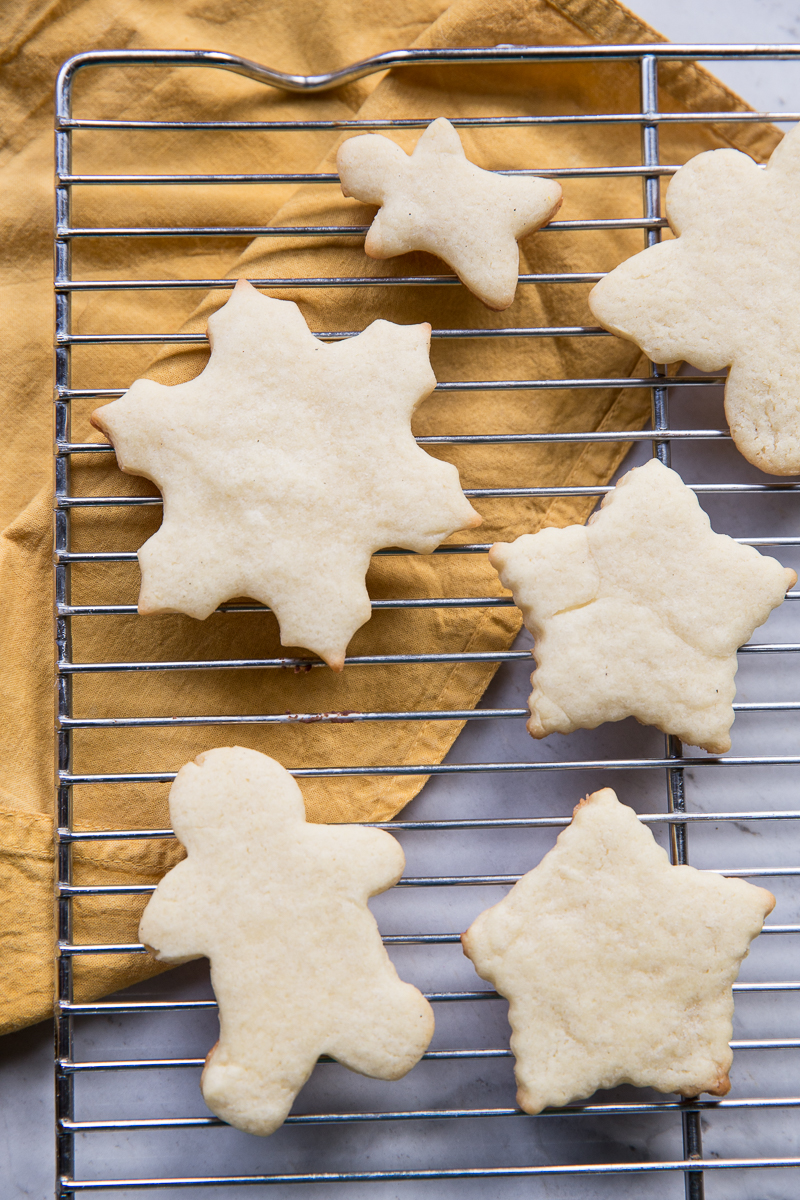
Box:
(0, 0, 779, 1034)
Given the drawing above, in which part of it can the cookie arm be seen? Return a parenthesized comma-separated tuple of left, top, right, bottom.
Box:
(588, 240, 719, 368)
(138, 860, 208, 963)
(337, 134, 407, 205)
(322, 825, 406, 897)
(462, 891, 526, 981)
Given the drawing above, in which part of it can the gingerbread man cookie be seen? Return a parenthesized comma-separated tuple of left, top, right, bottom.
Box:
(139, 746, 434, 1136)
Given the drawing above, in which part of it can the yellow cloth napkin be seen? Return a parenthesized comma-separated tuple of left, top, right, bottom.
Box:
(0, 0, 779, 1034)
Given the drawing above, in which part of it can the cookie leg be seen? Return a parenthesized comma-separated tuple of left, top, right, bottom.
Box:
(725, 350, 800, 475)
(201, 1038, 318, 1136)
(327, 981, 434, 1080)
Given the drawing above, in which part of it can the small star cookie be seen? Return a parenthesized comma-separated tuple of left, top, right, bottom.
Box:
(589, 125, 800, 474)
(489, 458, 795, 752)
(139, 746, 435, 1137)
(91, 279, 480, 669)
(337, 117, 562, 311)
(462, 786, 774, 1113)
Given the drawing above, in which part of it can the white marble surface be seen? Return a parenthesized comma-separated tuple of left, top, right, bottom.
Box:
(4, 4, 800, 1198)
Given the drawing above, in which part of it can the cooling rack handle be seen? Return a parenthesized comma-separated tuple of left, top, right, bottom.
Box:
(53, 43, 800, 119)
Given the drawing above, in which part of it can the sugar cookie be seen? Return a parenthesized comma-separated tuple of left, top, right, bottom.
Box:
(589, 125, 800, 474)
(489, 458, 795, 752)
(139, 746, 434, 1136)
(91, 279, 480, 669)
(462, 786, 774, 1113)
(337, 117, 562, 310)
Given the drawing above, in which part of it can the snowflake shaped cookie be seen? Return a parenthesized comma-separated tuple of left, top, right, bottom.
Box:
(139, 747, 434, 1137)
(91, 279, 480, 669)
(490, 459, 795, 752)
(337, 117, 562, 311)
(463, 786, 774, 1113)
(589, 125, 800, 474)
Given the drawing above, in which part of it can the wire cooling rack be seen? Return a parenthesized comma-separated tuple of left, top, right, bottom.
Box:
(54, 44, 800, 1199)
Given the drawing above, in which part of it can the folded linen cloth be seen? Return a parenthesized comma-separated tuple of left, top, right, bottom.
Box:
(0, 0, 778, 1033)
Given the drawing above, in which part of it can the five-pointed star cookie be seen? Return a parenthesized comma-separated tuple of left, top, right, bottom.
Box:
(489, 458, 795, 752)
(139, 747, 434, 1136)
(589, 125, 800, 474)
(462, 786, 774, 1113)
(91, 279, 481, 670)
(337, 117, 562, 311)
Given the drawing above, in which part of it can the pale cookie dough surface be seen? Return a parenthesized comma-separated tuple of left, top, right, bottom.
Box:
(462, 787, 775, 1114)
(91, 279, 480, 669)
(589, 124, 800, 475)
(489, 459, 795, 752)
(139, 746, 434, 1137)
(337, 117, 562, 311)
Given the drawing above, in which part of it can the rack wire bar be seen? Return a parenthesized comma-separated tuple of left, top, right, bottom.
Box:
(57, 375, 727, 397)
(48, 1090, 800, 1127)
(61, 217, 665, 237)
(54, 596, 800, 614)
(53, 812, 800, 842)
(54, 1037, 800, 1074)
(55, 109, 800, 129)
(53, 40, 800, 1200)
(58, 327, 616, 343)
(60, 271, 610, 290)
(48, 543, 800, 567)
(53, 484, 800, 510)
(57, 758, 800, 787)
(59, 167, 678, 185)
(54, 430, 730, 450)
(53, 641, 800, 672)
(55, 757, 800, 787)
(55, 979, 800, 1021)
(641, 53, 708, 1197)
(54, 47, 74, 1200)
(52, 864, 800, 900)
(55, 700, 800, 729)
(51, 1093, 800, 1115)
(53, 1158, 800, 1191)
(52, 917, 800, 951)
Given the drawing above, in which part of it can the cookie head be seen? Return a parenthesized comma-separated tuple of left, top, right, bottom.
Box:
(589, 126, 800, 474)
(168, 746, 306, 852)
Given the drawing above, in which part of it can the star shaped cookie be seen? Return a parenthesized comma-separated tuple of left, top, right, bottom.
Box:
(337, 117, 562, 311)
(140, 747, 434, 1136)
(462, 786, 774, 1113)
(91, 279, 481, 669)
(589, 125, 800, 474)
(489, 458, 795, 752)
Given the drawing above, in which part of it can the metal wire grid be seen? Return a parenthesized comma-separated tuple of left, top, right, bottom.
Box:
(52, 43, 800, 1198)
